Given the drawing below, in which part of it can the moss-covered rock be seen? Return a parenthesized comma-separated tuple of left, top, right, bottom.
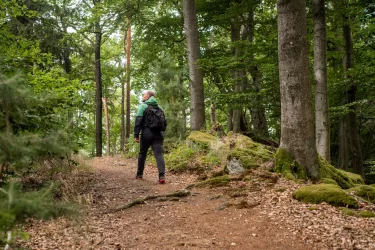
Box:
(195, 175, 230, 188)
(275, 148, 306, 180)
(348, 185, 375, 203)
(293, 184, 359, 208)
(226, 134, 274, 172)
(165, 144, 202, 173)
(318, 156, 364, 189)
(186, 131, 216, 149)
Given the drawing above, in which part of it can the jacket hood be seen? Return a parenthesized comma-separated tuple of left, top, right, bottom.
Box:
(145, 96, 158, 106)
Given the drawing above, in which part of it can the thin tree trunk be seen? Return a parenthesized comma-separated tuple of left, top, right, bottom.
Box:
(343, 22, 364, 177)
(210, 103, 217, 127)
(246, 10, 269, 137)
(228, 109, 233, 132)
(120, 23, 127, 153)
(183, 0, 205, 131)
(94, 13, 103, 157)
(338, 116, 349, 170)
(313, 0, 330, 162)
(125, 23, 131, 140)
(277, 0, 319, 178)
(181, 108, 187, 139)
(231, 21, 243, 133)
(102, 97, 110, 156)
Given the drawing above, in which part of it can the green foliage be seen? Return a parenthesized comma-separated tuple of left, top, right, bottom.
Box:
(293, 184, 359, 208)
(0, 182, 74, 245)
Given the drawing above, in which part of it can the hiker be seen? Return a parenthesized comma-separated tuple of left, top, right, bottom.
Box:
(134, 90, 167, 184)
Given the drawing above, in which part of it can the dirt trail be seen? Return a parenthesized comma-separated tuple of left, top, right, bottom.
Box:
(23, 157, 314, 249)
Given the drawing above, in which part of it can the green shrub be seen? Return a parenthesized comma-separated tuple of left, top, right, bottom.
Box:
(0, 182, 75, 245)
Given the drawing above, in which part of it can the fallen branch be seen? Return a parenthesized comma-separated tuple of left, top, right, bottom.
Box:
(108, 189, 190, 213)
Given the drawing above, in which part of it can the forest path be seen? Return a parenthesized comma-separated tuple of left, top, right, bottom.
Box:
(23, 156, 315, 249)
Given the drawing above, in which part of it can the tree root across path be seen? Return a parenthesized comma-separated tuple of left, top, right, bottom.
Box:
(107, 189, 191, 213)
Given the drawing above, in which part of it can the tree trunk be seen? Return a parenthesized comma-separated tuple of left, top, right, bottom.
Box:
(343, 22, 364, 177)
(120, 23, 127, 153)
(277, 0, 319, 178)
(313, 0, 330, 162)
(94, 14, 103, 157)
(125, 24, 131, 140)
(102, 97, 110, 156)
(183, 0, 205, 131)
(246, 10, 269, 137)
(338, 116, 349, 170)
(210, 103, 217, 127)
(228, 109, 233, 132)
(231, 21, 243, 133)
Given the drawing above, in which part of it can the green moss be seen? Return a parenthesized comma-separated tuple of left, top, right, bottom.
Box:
(293, 184, 358, 208)
(358, 210, 375, 218)
(186, 131, 216, 149)
(274, 148, 306, 180)
(321, 178, 339, 185)
(318, 156, 364, 189)
(348, 185, 375, 203)
(340, 207, 357, 216)
(195, 175, 230, 188)
(201, 152, 221, 167)
(165, 144, 200, 173)
(340, 208, 375, 218)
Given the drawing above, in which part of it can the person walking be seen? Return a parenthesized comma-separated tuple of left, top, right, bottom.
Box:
(134, 90, 167, 184)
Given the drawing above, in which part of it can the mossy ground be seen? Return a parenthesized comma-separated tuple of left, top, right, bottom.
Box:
(340, 208, 375, 218)
(292, 184, 359, 208)
(348, 185, 375, 203)
(195, 175, 231, 188)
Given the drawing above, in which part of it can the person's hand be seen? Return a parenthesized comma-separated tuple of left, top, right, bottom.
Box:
(135, 138, 140, 143)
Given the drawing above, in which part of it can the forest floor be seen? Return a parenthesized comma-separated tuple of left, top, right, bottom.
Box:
(22, 156, 375, 250)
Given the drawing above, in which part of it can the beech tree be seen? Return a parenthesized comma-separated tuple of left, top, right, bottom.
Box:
(313, 0, 330, 162)
(276, 0, 319, 178)
(183, 0, 205, 130)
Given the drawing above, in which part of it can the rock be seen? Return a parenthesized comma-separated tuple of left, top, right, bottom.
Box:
(226, 158, 246, 175)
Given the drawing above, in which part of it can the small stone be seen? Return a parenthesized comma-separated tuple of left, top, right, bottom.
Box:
(231, 242, 236, 246)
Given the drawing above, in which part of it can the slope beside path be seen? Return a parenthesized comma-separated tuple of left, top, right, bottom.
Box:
(22, 156, 375, 249)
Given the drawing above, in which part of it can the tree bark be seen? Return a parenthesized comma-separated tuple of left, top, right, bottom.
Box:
(277, 0, 319, 178)
(313, 0, 330, 162)
(210, 103, 217, 127)
(228, 109, 233, 132)
(125, 24, 131, 140)
(338, 116, 349, 170)
(343, 22, 364, 177)
(94, 6, 103, 157)
(120, 23, 126, 153)
(102, 97, 110, 156)
(246, 10, 269, 137)
(231, 20, 243, 133)
(183, 0, 205, 131)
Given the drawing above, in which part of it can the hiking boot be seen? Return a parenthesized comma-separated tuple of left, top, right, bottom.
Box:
(159, 176, 166, 184)
(135, 175, 143, 180)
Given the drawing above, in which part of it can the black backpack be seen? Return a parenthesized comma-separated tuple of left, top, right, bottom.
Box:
(144, 105, 166, 133)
